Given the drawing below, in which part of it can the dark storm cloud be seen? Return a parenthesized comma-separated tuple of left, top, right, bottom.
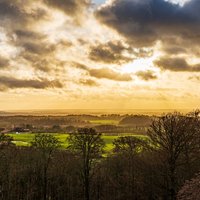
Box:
(154, 57, 200, 72)
(162, 46, 187, 55)
(0, 56, 9, 69)
(22, 42, 56, 55)
(73, 62, 132, 81)
(0, 0, 52, 73)
(89, 41, 134, 64)
(96, 0, 200, 47)
(43, 0, 90, 17)
(0, 76, 63, 91)
(21, 53, 52, 72)
(11, 29, 64, 73)
(160, 36, 200, 56)
(20, 51, 65, 73)
(13, 30, 52, 57)
(14, 30, 46, 40)
(136, 70, 157, 81)
(13, 29, 70, 73)
(13, 37, 59, 72)
(0, 1, 21, 18)
(0, 0, 47, 25)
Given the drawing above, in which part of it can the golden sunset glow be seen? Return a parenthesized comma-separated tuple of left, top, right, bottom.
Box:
(0, 0, 199, 111)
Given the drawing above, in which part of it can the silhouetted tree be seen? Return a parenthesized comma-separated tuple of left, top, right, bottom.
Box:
(67, 128, 105, 200)
(113, 136, 149, 200)
(0, 134, 14, 148)
(147, 112, 200, 200)
(31, 134, 61, 200)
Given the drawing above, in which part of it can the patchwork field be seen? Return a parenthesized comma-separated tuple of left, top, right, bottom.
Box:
(89, 119, 119, 125)
(8, 133, 148, 151)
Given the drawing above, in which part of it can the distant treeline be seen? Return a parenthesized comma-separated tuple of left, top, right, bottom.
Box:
(0, 114, 152, 134)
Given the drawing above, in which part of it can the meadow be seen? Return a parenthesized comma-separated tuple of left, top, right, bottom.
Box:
(8, 133, 147, 151)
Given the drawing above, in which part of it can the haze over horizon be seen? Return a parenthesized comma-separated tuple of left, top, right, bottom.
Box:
(0, 108, 195, 117)
(0, 0, 199, 110)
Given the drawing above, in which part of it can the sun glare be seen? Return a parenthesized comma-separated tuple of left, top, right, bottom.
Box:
(122, 49, 162, 73)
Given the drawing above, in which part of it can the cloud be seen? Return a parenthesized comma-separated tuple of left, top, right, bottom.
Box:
(0, 56, 9, 69)
(12, 39, 59, 72)
(136, 70, 157, 81)
(58, 39, 73, 48)
(154, 57, 200, 72)
(0, 0, 53, 73)
(96, 0, 200, 47)
(73, 62, 132, 81)
(12, 30, 54, 56)
(14, 30, 46, 41)
(20, 50, 66, 73)
(79, 79, 99, 86)
(89, 41, 134, 64)
(0, 1, 21, 19)
(162, 46, 187, 55)
(88, 68, 132, 81)
(0, 76, 63, 91)
(73, 62, 88, 70)
(0, 1, 48, 46)
(10, 29, 67, 73)
(159, 36, 200, 57)
(22, 42, 56, 55)
(0, 0, 47, 26)
(43, 0, 90, 19)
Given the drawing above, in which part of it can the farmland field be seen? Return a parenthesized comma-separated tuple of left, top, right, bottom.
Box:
(89, 119, 119, 125)
(8, 133, 148, 151)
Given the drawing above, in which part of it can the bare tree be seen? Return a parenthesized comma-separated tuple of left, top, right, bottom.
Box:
(147, 112, 200, 200)
(31, 134, 60, 200)
(67, 128, 105, 200)
(113, 136, 148, 200)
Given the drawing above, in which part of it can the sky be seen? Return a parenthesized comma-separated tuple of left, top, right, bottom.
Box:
(94, 0, 105, 5)
(0, 0, 199, 111)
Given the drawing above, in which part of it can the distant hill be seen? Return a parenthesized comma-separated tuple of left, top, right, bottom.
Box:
(119, 115, 152, 127)
(0, 111, 9, 115)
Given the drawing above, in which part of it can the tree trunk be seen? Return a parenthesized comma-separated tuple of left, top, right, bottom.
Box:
(84, 166, 90, 200)
(169, 165, 176, 200)
(43, 166, 47, 200)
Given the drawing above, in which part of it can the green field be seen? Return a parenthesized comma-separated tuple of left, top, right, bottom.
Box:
(8, 133, 148, 152)
(8, 133, 69, 148)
